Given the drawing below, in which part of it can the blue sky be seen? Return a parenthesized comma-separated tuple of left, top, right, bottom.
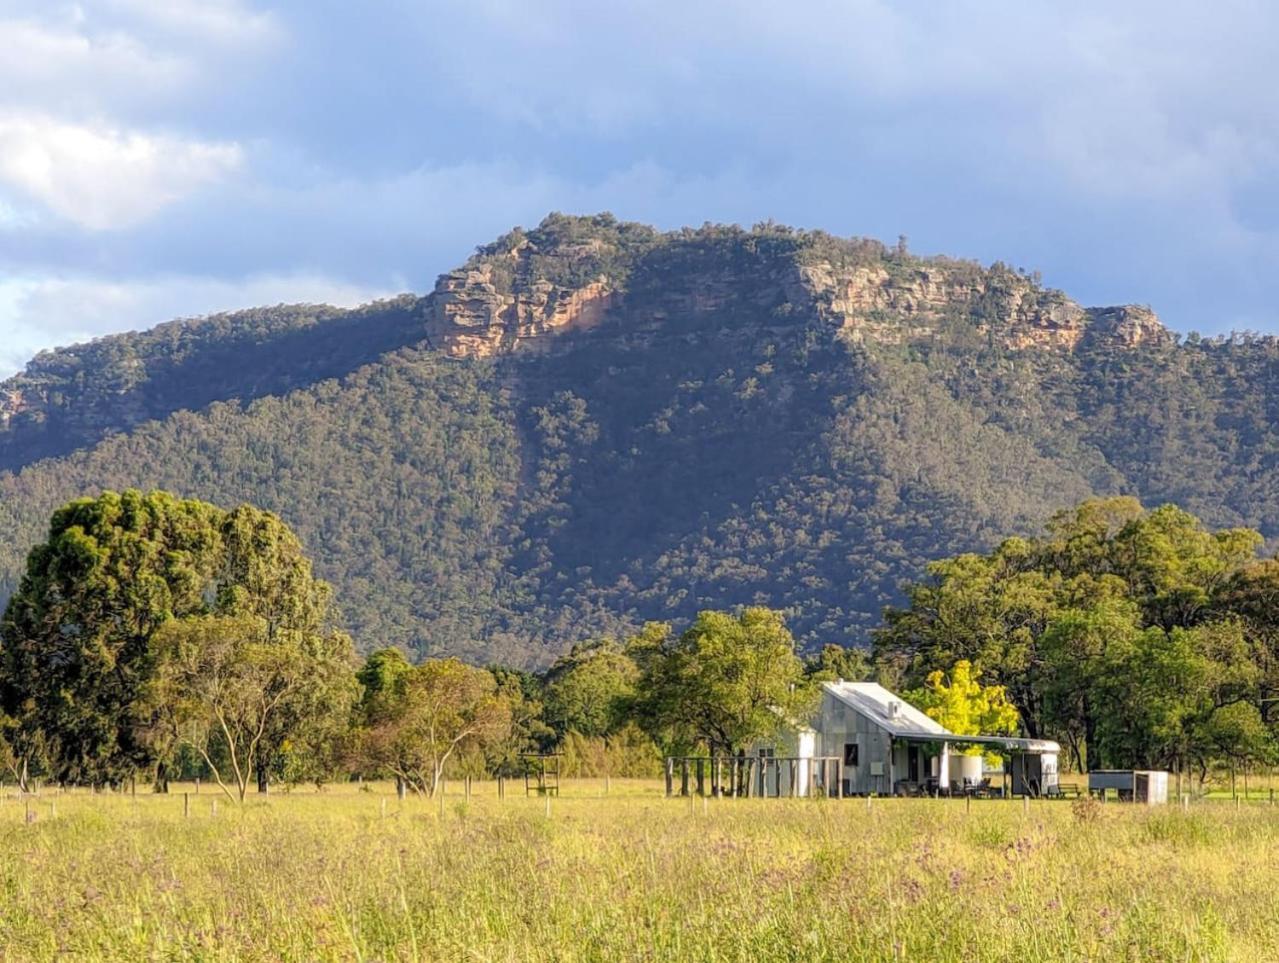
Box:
(1, 1, 1277, 376)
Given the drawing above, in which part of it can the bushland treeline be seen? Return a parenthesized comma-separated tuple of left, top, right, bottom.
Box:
(0, 490, 1275, 798)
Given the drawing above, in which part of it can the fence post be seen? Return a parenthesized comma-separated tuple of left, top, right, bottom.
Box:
(664, 758, 674, 798)
(184, 793, 190, 818)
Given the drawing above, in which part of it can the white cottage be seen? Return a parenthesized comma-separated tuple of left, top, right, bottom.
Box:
(748, 681, 1061, 798)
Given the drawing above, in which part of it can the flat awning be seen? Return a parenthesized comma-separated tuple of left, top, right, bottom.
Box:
(889, 733, 1061, 754)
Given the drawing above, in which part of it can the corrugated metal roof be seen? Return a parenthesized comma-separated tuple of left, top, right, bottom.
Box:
(822, 681, 950, 738)
(821, 681, 1061, 754)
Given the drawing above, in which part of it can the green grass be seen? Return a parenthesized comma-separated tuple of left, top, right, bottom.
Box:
(0, 780, 1276, 961)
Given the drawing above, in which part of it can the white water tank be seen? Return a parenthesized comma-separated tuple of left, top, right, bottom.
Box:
(952, 754, 983, 788)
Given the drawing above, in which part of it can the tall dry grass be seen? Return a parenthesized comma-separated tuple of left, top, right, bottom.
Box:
(0, 780, 1274, 961)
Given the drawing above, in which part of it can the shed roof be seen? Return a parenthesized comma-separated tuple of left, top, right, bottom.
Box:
(821, 681, 1060, 754)
(822, 681, 949, 738)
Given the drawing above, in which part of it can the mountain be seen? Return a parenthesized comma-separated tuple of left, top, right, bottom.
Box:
(2, 213, 1278, 666)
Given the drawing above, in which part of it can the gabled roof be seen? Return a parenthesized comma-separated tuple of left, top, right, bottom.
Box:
(822, 681, 950, 738)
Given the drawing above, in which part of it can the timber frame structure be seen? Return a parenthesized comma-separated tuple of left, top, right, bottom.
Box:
(521, 753, 561, 796)
(664, 755, 844, 798)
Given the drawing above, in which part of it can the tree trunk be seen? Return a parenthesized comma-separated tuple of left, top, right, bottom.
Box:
(153, 761, 170, 794)
(1082, 703, 1098, 771)
(256, 760, 269, 795)
(396, 775, 407, 800)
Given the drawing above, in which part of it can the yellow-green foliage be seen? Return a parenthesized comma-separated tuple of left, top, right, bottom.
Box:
(0, 783, 1275, 961)
(908, 660, 1020, 761)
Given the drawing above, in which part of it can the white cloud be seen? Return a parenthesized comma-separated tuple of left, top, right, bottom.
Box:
(0, 271, 403, 377)
(0, 113, 243, 229)
(103, 0, 283, 47)
(0, 15, 190, 113)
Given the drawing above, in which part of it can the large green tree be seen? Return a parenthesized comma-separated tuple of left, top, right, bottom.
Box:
(356, 657, 512, 796)
(541, 640, 638, 742)
(629, 607, 812, 757)
(0, 491, 224, 785)
(877, 497, 1273, 773)
(0, 489, 353, 788)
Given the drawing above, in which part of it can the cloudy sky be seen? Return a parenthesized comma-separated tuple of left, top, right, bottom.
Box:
(1, 1, 1277, 375)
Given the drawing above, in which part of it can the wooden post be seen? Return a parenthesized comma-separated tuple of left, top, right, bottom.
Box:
(680, 759, 690, 798)
(695, 758, 705, 798)
(465, 777, 472, 801)
(183, 793, 190, 818)
(665, 758, 674, 798)
(837, 760, 844, 800)
(24, 801, 31, 824)
(498, 776, 505, 800)
(211, 800, 218, 817)
(195, 778, 200, 795)
(380, 798, 387, 818)
(789, 759, 797, 798)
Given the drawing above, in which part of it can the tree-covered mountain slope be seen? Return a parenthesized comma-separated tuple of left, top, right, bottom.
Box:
(2, 213, 1278, 665)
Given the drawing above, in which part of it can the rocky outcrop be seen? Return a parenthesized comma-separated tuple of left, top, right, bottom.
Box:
(0, 389, 29, 428)
(798, 259, 1162, 353)
(1084, 305, 1172, 348)
(421, 216, 1172, 360)
(426, 256, 614, 359)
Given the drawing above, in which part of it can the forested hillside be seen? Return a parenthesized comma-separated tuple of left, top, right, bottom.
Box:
(2, 213, 1278, 665)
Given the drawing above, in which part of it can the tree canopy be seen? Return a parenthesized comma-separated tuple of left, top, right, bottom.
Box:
(877, 498, 1279, 776)
(629, 608, 812, 756)
(0, 490, 354, 789)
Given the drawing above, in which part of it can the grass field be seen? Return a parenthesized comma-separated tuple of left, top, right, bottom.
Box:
(1, 780, 1277, 962)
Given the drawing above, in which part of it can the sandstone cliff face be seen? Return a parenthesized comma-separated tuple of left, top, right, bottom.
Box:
(0, 390, 28, 428)
(425, 243, 614, 359)
(795, 260, 1130, 351)
(417, 216, 1176, 361)
(1084, 305, 1172, 348)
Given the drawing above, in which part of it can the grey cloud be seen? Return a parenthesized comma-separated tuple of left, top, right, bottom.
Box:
(4, 0, 1279, 367)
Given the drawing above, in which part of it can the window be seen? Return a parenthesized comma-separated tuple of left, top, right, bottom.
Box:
(844, 743, 859, 768)
(758, 747, 775, 758)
